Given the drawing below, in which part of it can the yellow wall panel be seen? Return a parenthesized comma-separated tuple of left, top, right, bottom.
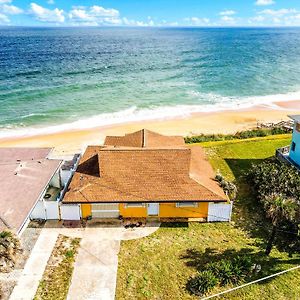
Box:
(119, 203, 147, 218)
(81, 204, 91, 218)
(159, 202, 208, 218)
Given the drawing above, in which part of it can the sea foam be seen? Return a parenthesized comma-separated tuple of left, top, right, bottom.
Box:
(0, 90, 299, 139)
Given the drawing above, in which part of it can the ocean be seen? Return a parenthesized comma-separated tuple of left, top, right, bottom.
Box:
(1, 27, 300, 137)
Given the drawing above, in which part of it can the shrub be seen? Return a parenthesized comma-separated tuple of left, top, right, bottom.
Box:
(215, 173, 237, 200)
(187, 256, 254, 296)
(248, 159, 300, 200)
(207, 256, 253, 285)
(184, 128, 290, 144)
(187, 270, 218, 296)
(0, 230, 22, 272)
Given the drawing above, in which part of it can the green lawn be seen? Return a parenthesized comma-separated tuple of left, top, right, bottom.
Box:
(116, 134, 300, 300)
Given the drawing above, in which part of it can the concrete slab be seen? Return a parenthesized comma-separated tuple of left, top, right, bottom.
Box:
(67, 223, 160, 300)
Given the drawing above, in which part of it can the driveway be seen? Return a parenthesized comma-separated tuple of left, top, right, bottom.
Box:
(9, 223, 159, 300)
(67, 223, 160, 300)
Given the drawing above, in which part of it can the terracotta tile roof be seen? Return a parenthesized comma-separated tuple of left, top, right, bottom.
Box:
(64, 131, 227, 203)
(104, 129, 185, 148)
(189, 146, 227, 199)
(0, 149, 61, 234)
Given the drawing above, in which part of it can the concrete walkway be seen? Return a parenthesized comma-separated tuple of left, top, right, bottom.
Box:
(9, 227, 84, 300)
(9, 229, 59, 300)
(9, 223, 159, 300)
(67, 223, 160, 300)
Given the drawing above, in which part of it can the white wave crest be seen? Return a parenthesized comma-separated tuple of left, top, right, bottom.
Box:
(1, 90, 300, 139)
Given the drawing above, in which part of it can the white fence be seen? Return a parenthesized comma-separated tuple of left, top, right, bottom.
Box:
(30, 200, 60, 220)
(207, 202, 233, 222)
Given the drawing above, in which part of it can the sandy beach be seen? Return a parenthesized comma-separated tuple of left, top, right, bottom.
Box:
(0, 101, 298, 157)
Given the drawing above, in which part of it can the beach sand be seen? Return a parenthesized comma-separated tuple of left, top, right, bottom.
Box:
(0, 101, 298, 157)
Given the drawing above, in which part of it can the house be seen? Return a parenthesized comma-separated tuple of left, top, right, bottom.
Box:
(63, 129, 232, 222)
(0, 148, 80, 235)
(0, 148, 62, 235)
(276, 115, 300, 168)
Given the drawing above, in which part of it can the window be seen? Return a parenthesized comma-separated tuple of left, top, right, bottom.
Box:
(176, 202, 198, 208)
(292, 142, 296, 152)
(125, 203, 145, 208)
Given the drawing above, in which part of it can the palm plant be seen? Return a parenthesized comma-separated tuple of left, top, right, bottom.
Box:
(0, 230, 22, 272)
(263, 194, 298, 255)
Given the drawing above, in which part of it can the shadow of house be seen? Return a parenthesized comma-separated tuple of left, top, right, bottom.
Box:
(181, 247, 300, 285)
(76, 154, 100, 177)
(224, 158, 268, 180)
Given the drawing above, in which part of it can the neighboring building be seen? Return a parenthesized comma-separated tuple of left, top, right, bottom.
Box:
(63, 129, 232, 222)
(0, 148, 62, 235)
(276, 115, 300, 168)
(0, 148, 80, 235)
(287, 115, 300, 167)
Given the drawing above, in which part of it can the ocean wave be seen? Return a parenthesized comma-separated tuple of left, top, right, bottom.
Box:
(20, 113, 47, 119)
(0, 90, 299, 139)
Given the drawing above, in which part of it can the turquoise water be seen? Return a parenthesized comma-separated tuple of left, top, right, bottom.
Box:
(1, 27, 300, 137)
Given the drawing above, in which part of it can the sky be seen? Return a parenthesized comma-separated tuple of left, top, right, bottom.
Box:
(1, 0, 300, 27)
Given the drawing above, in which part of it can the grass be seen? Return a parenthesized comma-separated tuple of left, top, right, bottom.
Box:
(34, 235, 80, 300)
(116, 134, 300, 300)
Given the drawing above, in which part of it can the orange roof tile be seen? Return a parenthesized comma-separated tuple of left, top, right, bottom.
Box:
(104, 129, 185, 148)
(64, 130, 227, 203)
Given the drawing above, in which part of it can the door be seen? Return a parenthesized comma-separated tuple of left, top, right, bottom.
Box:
(60, 204, 81, 220)
(147, 203, 159, 216)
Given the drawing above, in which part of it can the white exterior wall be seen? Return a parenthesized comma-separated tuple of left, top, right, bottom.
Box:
(60, 169, 72, 187)
(49, 172, 60, 188)
(207, 202, 233, 222)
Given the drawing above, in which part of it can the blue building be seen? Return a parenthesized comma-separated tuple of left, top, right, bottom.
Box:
(288, 115, 300, 167)
(276, 115, 300, 167)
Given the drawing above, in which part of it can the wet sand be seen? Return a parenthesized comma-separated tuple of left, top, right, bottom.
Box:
(0, 101, 298, 157)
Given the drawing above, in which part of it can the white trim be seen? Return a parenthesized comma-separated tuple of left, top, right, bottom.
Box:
(17, 217, 30, 237)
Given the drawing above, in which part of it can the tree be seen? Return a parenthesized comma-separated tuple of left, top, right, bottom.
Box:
(263, 194, 298, 255)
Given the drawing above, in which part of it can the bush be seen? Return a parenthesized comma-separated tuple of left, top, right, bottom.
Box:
(0, 230, 22, 272)
(215, 173, 237, 201)
(184, 128, 290, 144)
(187, 256, 254, 296)
(187, 270, 218, 296)
(248, 159, 300, 200)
